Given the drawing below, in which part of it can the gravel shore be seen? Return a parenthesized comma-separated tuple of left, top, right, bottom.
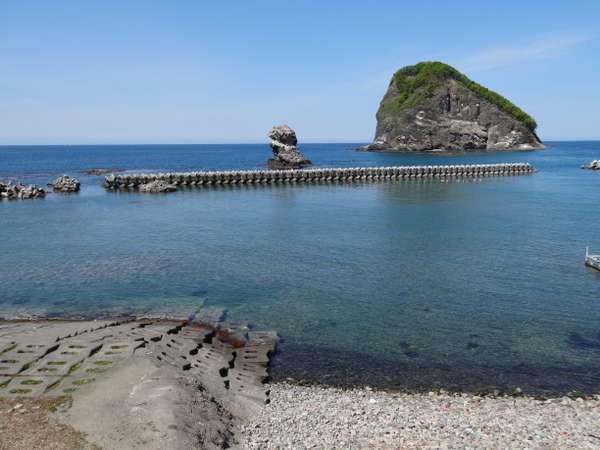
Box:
(240, 383, 600, 449)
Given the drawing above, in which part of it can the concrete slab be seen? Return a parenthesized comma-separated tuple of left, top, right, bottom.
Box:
(8, 375, 63, 396)
(0, 318, 278, 426)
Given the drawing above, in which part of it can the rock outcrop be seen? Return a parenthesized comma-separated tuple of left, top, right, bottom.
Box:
(267, 125, 312, 169)
(359, 62, 545, 152)
(47, 175, 80, 192)
(138, 180, 178, 193)
(582, 160, 600, 170)
(0, 183, 46, 200)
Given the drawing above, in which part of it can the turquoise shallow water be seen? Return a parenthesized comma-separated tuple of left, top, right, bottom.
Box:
(1, 142, 599, 394)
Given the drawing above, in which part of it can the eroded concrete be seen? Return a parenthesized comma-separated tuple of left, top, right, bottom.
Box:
(0, 319, 278, 449)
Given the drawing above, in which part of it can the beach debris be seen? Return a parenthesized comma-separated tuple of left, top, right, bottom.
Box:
(7, 403, 23, 413)
(47, 175, 81, 193)
(0, 182, 46, 200)
(266, 124, 312, 169)
(582, 160, 600, 170)
(138, 180, 178, 193)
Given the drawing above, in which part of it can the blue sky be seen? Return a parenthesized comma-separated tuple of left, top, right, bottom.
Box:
(1, 0, 599, 144)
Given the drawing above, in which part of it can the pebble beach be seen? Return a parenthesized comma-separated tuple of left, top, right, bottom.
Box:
(240, 383, 600, 449)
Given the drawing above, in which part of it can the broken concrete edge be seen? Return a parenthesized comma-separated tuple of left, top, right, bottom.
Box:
(0, 317, 278, 349)
(1, 318, 280, 422)
(1, 319, 280, 448)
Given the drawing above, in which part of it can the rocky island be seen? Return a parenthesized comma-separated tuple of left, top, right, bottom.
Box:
(47, 175, 81, 193)
(267, 125, 312, 169)
(359, 62, 545, 152)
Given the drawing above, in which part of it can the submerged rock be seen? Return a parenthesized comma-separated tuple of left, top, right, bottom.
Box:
(138, 180, 178, 193)
(47, 175, 80, 192)
(359, 61, 545, 152)
(0, 183, 46, 200)
(582, 160, 600, 170)
(267, 125, 312, 169)
(81, 168, 126, 175)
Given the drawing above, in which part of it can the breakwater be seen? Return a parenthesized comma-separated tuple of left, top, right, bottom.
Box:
(103, 163, 535, 189)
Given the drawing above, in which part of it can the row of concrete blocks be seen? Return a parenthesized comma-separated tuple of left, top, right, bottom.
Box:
(104, 163, 535, 188)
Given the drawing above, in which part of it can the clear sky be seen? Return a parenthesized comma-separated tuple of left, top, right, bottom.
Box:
(1, 0, 599, 144)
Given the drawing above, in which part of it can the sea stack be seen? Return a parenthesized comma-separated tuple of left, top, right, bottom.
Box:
(267, 125, 312, 169)
(359, 61, 545, 152)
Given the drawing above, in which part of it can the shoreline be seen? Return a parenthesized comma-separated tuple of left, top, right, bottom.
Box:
(4, 379, 599, 449)
(2, 317, 600, 399)
(241, 381, 600, 449)
(2, 319, 600, 448)
(0, 314, 600, 400)
(270, 340, 600, 399)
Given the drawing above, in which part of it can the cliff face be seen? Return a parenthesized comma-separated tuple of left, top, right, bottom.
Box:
(360, 62, 545, 152)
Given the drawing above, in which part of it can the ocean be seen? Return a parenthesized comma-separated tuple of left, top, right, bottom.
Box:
(1, 142, 599, 395)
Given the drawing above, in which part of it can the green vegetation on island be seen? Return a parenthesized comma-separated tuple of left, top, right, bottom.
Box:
(379, 61, 537, 131)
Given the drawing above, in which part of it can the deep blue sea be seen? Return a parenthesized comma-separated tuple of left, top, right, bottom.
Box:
(1, 142, 599, 395)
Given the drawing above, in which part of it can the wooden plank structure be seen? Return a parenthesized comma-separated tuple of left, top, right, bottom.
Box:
(585, 247, 600, 271)
(103, 163, 536, 190)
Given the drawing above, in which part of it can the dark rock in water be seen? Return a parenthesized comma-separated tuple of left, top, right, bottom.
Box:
(582, 160, 600, 170)
(567, 332, 600, 350)
(81, 168, 126, 175)
(358, 61, 545, 152)
(267, 125, 312, 169)
(404, 350, 420, 358)
(467, 342, 480, 349)
(47, 175, 80, 192)
(0, 182, 46, 200)
(138, 180, 178, 193)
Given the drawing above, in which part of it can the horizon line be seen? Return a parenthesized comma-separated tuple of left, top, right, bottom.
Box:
(1, 138, 600, 147)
